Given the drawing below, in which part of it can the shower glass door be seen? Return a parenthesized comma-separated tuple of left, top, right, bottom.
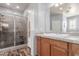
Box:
(0, 14, 27, 49)
(15, 16, 27, 46)
(0, 15, 14, 48)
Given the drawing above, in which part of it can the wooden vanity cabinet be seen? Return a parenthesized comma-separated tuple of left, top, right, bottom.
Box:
(40, 37, 50, 56)
(36, 36, 79, 56)
(50, 40, 68, 56)
(50, 39, 54, 56)
(71, 43, 79, 56)
(68, 43, 79, 56)
(36, 36, 69, 56)
(53, 46, 67, 56)
(68, 43, 72, 56)
(37, 36, 50, 56)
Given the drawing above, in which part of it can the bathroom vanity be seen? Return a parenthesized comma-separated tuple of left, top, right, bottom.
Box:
(36, 33, 79, 56)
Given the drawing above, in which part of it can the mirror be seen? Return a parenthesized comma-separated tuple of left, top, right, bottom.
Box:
(50, 3, 79, 33)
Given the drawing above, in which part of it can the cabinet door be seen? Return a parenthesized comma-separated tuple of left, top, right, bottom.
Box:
(53, 46, 67, 56)
(72, 44, 79, 56)
(40, 38, 50, 56)
(37, 36, 41, 56)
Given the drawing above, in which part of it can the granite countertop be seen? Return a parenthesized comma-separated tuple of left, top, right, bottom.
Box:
(36, 33, 79, 44)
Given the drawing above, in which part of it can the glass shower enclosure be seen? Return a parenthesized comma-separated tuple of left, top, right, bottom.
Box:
(0, 13, 27, 49)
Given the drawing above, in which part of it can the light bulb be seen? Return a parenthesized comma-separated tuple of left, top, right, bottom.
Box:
(6, 3, 10, 5)
(16, 6, 20, 9)
(59, 7, 63, 10)
(55, 3, 59, 7)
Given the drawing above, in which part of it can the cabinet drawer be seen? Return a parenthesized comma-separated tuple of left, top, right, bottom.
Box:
(40, 37, 50, 43)
(54, 40, 68, 49)
(53, 46, 67, 56)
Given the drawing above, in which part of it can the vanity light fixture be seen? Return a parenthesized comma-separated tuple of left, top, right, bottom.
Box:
(55, 3, 59, 7)
(6, 3, 10, 5)
(16, 6, 20, 9)
(59, 7, 63, 10)
(28, 10, 32, 13)
(59, 3, 63, 5)
(1, 23, 9, 28)
(69, 6, 76, 13)
(50, 3, 64, 7)
(14, 12, 17, 14)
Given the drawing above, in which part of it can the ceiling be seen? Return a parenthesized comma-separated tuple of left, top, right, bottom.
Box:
(0, 3, 30, 14)
(50, 3, 70, 14)
(50, 3, 79, 14)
